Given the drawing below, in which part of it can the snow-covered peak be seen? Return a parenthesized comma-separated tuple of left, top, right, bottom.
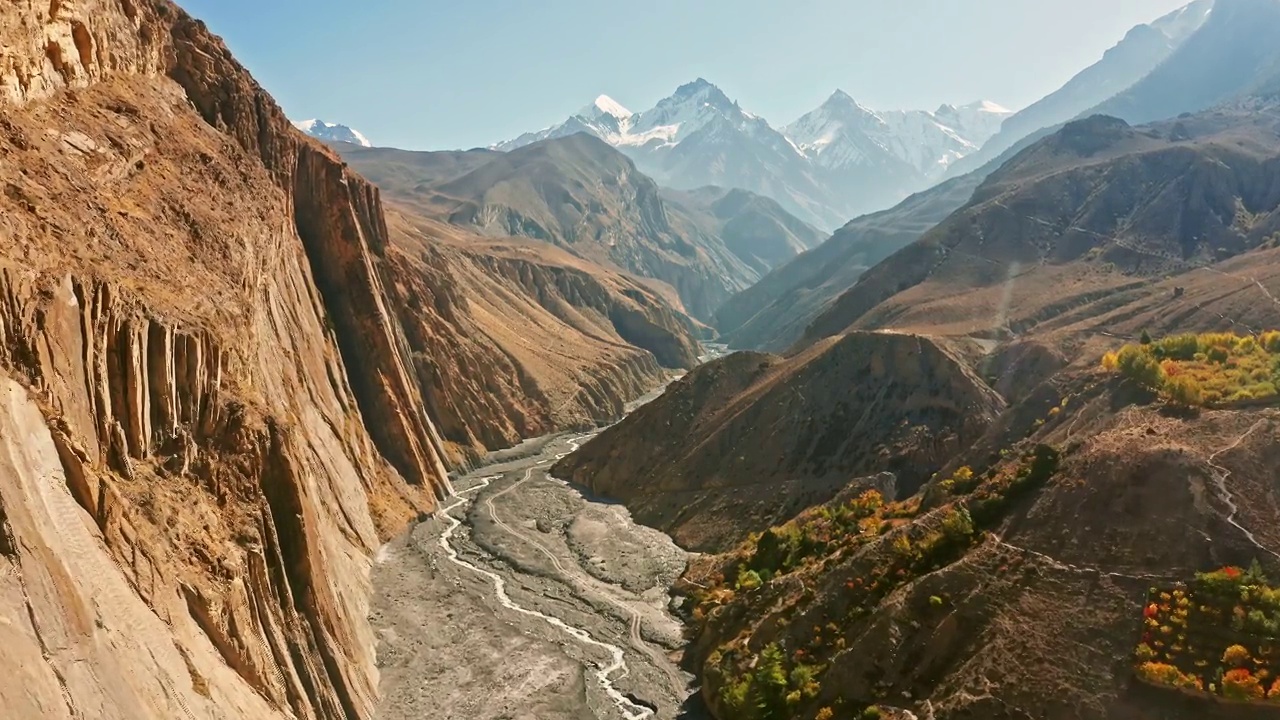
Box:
(932, 100, 1013, 146)
(580, 94, 632, 120)
(293, 119, 372, 147)
(625, 78, 750, 148)
(784, 94, 1014, 177)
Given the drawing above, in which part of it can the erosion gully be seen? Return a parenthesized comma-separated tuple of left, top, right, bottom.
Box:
(371, 349, 724, 720)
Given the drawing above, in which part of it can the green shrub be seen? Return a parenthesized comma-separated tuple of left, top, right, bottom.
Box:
(1116, 345, 1164, 387)
(736, 567, 763, 591)
(1157, 333, 1200, 361)
(1165, 375, 1204, 407)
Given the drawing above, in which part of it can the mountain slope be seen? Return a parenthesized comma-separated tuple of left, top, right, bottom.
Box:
(554, 331, 1005, 552)
(294, 118, 372, 147)
(559, 100, 1280, 720)
(786, 91, 1011, 183)
(341, 135, 778, 320)
(713, 0, 1270, 354)
(804, 105, 1280, 344)
(946, 0, 1212, 178)
(713, 174, 984, 351)
(0, 2, 702, 718)
(1091, 0, 1280, 124)
(662, 186, 826, 276)
(381, 210, 700, 462)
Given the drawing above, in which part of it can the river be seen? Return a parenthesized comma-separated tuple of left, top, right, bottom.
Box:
(371, 354, 721, 720)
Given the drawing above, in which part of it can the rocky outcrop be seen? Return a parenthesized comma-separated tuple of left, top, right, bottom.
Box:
(0, 1, 453, 718)
(555, 331, 1005, 552)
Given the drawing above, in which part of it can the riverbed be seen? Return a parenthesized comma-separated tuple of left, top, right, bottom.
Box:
(371, 381, 712, 719)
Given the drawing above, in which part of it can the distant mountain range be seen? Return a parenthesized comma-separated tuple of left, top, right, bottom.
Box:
(294, 119, 372, 147)
(714, 0, 1280, 354)
(336, 134, 823, 321)
(492, 80, 1011, 231)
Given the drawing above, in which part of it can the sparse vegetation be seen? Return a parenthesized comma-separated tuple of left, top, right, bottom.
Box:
(702, 445, 1063, 718)
(718, 642, 822, 720)
(1102, 331, 1280, 406)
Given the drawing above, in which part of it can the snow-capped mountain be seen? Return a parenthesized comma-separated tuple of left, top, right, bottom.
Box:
(294, 119, 372, 147)
(493, 96, 631, 150)
(492, 80, 1010, 230)
(784, 91, 1011, 179)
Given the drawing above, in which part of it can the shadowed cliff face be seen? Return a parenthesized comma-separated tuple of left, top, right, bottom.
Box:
(0, 1, 454, 718)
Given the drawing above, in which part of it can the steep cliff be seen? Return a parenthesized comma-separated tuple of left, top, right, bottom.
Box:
(0, 1, 452, 718)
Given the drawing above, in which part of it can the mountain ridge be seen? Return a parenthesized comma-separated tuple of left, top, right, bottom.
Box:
(493, 79, 1011, 230)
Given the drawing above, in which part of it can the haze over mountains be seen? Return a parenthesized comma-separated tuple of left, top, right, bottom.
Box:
(490, 79, 1012, 230)
(712, 0, 1280, 355)
(337, 134, 823, 320)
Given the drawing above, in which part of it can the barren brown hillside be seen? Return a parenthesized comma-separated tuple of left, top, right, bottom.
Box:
(558, 97, 1280, 720)
(339, 136, 771, 321)
(554, 331, 1005, 552)
(382, 209, 699, 463)
(804, 106, 1280, 345)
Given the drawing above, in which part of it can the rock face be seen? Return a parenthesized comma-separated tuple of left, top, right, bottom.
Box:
(554, 332, 1005, 552)
(340, 135, 772, 321)
(0, 1, 453, 717)
(382, 212, 699, 463)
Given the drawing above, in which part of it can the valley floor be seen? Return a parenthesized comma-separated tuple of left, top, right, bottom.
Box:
(371, 429, 708, 720)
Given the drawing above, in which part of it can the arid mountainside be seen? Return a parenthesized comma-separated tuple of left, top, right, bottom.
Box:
(339, 135, 801, 321)
(382, 210, 699, 464)
(554, 331, 1005, 552)
(1091, 0, 1280, 126)
(803, 105, 1280, 344)
(713, 0, 1280, 356)
(555, 93, 1280, 719)
(0, 1, 506, 718)
(713, 174, 982, 352)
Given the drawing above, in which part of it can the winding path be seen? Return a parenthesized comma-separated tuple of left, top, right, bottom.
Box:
(436, 437, 656, 720)
(1204, 420, 1280, 562)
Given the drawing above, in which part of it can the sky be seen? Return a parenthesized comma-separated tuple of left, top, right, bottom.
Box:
(178, 0, 1193, 151)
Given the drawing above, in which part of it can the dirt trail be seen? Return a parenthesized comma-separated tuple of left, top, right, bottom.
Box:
(1204, 420, 1280, 562)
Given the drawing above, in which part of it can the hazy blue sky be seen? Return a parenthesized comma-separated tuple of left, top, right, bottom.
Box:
(179, 0, 1191, 150)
